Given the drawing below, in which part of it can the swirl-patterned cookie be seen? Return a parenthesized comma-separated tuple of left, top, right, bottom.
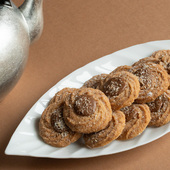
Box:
(118, 104, 151, 140)
(63, 88, 112, 134)
(151, 50, 170, 89)
(130, 62, 169, 103)
(100, 71, 140, 111)
(111, 65, 132, 74)
(132, 57, 160, 67)
(147, 90, 170, 127)
(39, 103, 81, 147)
(132, 54, 170, 89)
(49, 88, 77, 105)
(82, 74, 108, 89)
(151, 50, 170, 72)
(83, 110, 125, 148)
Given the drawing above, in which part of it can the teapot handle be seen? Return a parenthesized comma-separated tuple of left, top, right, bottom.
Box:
(19, 0, 43, 44)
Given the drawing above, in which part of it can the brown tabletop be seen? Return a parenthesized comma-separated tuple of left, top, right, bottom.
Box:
(1, 0, 170, 169)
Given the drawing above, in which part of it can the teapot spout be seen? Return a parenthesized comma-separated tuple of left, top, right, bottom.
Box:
(19, 0, 43, 43)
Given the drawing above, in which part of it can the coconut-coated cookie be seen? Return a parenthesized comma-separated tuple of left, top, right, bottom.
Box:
(39, 103, 81, 147)
(49, 88, 77, 105)
(151, 50, 170, 89)
(151, 50, 170, 73)
(132, 54, 170, 90)
(100, 71, 140, 111)
(110, 65, 132, 74)
(83, 110, 125, 148)
(130, 62, 169, 103)
(147, 90, 170, 127)
(118, 104, 151, 140)
(82, 74, 108, 89)
(63, 88, 112, 134)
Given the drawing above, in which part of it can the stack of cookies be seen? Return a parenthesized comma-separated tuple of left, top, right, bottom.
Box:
(39, 50, 170, 149)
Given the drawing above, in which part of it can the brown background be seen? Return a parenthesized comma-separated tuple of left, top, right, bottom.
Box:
(0, 0, 170, 169)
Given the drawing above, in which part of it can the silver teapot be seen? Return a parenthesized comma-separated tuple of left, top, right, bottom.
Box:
(0, 0, 43, 101)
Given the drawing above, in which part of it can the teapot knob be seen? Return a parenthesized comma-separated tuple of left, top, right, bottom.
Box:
(0, 0, 12, 7)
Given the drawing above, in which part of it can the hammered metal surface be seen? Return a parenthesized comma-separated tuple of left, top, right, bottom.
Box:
(0, 0, 43, 100)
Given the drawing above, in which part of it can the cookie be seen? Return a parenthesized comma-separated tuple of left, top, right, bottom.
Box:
(49, 87, 77, 105)
(100, 71, 140, 111)
(130, 62, 169, 103)
(110, 65, 132, 74)
(151, 50, 170, 72)
(118, 104, 151, 140)
(147, 90, 170, 127)
(132, 57, 160, 67)
(83, 110, 125, 148)
(82, 74, 108, 89)
(63, 88, 112, 134)
(39, 103, 81, 147)
(151, 50, 170, 89)
(133, 53, 170, 90)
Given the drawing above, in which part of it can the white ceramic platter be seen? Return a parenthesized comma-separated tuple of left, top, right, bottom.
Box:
(5, 40, 170, 158)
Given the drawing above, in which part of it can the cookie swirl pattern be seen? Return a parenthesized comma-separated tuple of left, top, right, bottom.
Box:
(39, 103, 81, 147)
(151, 50, 170, 72)
(83, 110, 125, 148)
(147, 90, 170, 127)
(63, 88, 112, 134)
(82, 74, 108, 89)
(130, 62, 169, 103)
(49, 88, 77, 105)
(151, 50, 170, 89)
(100, 71, 140, 111)
(132, 57, 160, 66)
(118, 104, 151, 140)
(111, 65, 132, 74)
